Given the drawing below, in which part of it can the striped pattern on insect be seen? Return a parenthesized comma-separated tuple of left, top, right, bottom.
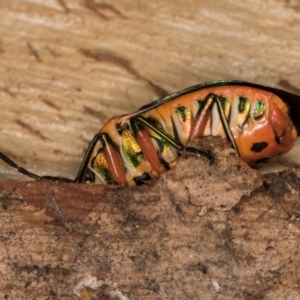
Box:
(0, 80, 299, 186)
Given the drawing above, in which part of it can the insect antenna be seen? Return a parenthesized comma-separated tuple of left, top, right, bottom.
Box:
(0, 151, 74, 182)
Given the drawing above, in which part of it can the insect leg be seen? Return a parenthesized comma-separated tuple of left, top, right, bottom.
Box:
(132, 116, 214, 163)
(191, 93, 239, 156)
(75, 132, 127, 185)
(133, 116, 185, 150)
(74, 133, 103, 183)
(0, 151, 74, 182)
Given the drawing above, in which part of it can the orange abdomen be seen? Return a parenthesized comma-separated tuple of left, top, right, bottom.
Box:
(88, 82, 298, 185)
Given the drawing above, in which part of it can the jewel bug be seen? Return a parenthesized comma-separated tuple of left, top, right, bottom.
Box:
(1, 80, 299, 186)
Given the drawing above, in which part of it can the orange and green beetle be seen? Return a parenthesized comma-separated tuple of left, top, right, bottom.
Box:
(1, 80, 299, 185)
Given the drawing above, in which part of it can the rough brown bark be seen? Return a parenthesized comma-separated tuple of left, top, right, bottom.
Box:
(0, 138, 300, 299)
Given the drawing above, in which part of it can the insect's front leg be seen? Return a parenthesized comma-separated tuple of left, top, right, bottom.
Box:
(75, 132, 127, 185)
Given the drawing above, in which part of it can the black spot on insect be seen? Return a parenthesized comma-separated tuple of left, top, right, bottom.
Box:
(251, 142, 268, 153)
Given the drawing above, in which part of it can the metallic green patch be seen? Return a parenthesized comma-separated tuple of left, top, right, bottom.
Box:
(253, 101, 266, 120)
(196, 100, 203, 110)
(237, 96, 251, 126)
(121, 125, 143, 168)
(92, 150, 113, 184)
(238, 96, 251, 113)
(144, 116, 170, 154)
(220, 96, 231, 120)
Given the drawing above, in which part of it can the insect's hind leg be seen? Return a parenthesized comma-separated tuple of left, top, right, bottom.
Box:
(191, 93, 239, 156)
(0, 151, 74, 182)
(132, 116, 214, 164)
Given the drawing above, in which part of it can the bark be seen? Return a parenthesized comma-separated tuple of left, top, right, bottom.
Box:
(0, 137, 300, 299)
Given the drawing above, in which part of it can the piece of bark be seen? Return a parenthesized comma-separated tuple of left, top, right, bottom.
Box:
(0, 181, 107, 221)
(1, 137, 300, 299)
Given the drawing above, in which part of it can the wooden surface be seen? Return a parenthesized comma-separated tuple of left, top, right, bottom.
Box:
(1, 0, 300, 181)
(0, 1, 300, 299)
